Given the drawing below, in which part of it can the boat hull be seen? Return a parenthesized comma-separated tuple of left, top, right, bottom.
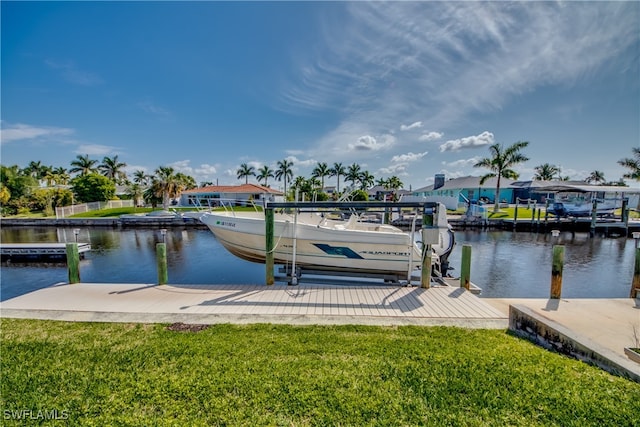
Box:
(194, 210, 452, 279)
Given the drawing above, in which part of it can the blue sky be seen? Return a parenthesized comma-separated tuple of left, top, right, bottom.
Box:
(2, 1, 639, 190)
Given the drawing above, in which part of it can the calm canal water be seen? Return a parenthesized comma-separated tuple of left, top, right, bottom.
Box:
(1, 227, 636, 301)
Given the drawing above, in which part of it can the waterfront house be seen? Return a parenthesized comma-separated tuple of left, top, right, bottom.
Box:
(411, 175, 517, 209)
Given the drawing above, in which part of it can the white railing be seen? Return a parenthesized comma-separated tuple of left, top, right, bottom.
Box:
(55, 200, 134, 218)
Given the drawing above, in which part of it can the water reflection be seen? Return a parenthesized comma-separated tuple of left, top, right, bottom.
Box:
(1, 227, 636, 301)
(447, 230, 636, 298)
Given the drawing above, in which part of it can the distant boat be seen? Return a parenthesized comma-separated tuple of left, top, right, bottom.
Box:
(187, 203, 454, 281)
(550, 193, 619, 217)
(119, 209, 188, 224)
(120, 209, 182, 219)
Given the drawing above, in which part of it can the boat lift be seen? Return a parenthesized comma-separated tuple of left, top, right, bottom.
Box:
(263, 201, 449, 287)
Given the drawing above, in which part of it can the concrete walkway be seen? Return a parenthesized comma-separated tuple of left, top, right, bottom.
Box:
(485, 297, 640, 379)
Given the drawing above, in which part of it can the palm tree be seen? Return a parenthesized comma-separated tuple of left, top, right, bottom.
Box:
(275, 159, 294, 197)
(346, 163, 362, 190)
(133, 170, 151, 186)
(236, 163, 255, 184)
(25, 161, 44, 180)
(99, 155, 128, 184)
(256, 165, 274, 187)
(43, 168, 56, 187)
(151, 166, 185, 209)
(175, 172, 197, 190)
(533, 163, 560, 181)
(618, 147, 640, 181)
(387, 176, 403, 191)
(586, 170, 606, 185)
(358, 171, 375, 190)
(292, 176, 308, 192)
(385, 176, 404, 201)
(311, 162, 331, 191)
(69, 154, 98, 176)
(51, 167, 70, 186)
(330, 162, 346, 194)
(474, 141, 529, 212)
(126, 183, 144, 208)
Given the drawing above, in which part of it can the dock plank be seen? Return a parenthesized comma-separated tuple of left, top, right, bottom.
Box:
(1, 283, 509, 328)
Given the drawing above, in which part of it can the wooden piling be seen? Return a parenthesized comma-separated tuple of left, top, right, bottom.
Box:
(460, 244, 471, 290)
(265, 208, 275, 285)
(621, 198, 629, 227)
(531, 206, 536, 227)
(590, 199, 597, 237)
(550, 245, 564, 299)
(66, 243, 80, 284)
(156, 243, 168, 285)
(513, 203, 518, 230)
(544, 199, 549, 227)
(631, 248, 640, 299)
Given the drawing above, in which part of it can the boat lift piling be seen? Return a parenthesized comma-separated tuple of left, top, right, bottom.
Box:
(265, 208, 275, 285)
(263, 200, 445, 287)
(66, 243, 81, 284)
(590, 199, 598, 237)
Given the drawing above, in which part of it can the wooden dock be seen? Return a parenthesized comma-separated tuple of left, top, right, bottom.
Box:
(0, 243, 91, 260)
(0, 283, 507, 328)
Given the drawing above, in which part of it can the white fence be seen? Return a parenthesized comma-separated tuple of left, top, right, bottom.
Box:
(56, 200, 134, 218)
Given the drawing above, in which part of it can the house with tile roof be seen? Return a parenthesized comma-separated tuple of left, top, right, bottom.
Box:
(179, 183, 284, 207)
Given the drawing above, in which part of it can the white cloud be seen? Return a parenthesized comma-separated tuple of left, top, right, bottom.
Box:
(391, 151, 428, 163)
(124, 165, 149, 176)
(45, 59, 103, 86)
(284, 155, 317, 168)
(378, 163, 408, 175)
(441, 157, 481, 168)
(348, 134, 396, 151)
(247, 161, 263, 170)
(281, 1, 635, 166)
(169, 160, 218, 184)
(138, 101, 170, 116)
(0, 122, 74, 144)
(400, 121, 422, 131)
(169, 160, 191, 171)
(75, 144, 118, 156)
(439, 131, 494, 152)
(195, 164, 217, 175)
(438, 169, 467, 180)
(419, 132, 443, 142)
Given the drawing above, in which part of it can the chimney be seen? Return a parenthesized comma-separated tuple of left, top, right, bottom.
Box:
(434, 174, 445, 190)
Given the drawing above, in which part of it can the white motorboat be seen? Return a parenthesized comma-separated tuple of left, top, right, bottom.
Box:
(550, 193, 620, 217)
(187, 203, 454, 281)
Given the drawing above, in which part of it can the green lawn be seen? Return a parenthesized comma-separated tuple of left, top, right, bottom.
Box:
(1, 319, 638, 426)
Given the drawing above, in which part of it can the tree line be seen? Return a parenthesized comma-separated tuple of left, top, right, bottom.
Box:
(236, 160, 404, 202)
(1, 146, 638, 216)
(0, 155, 197, 215)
